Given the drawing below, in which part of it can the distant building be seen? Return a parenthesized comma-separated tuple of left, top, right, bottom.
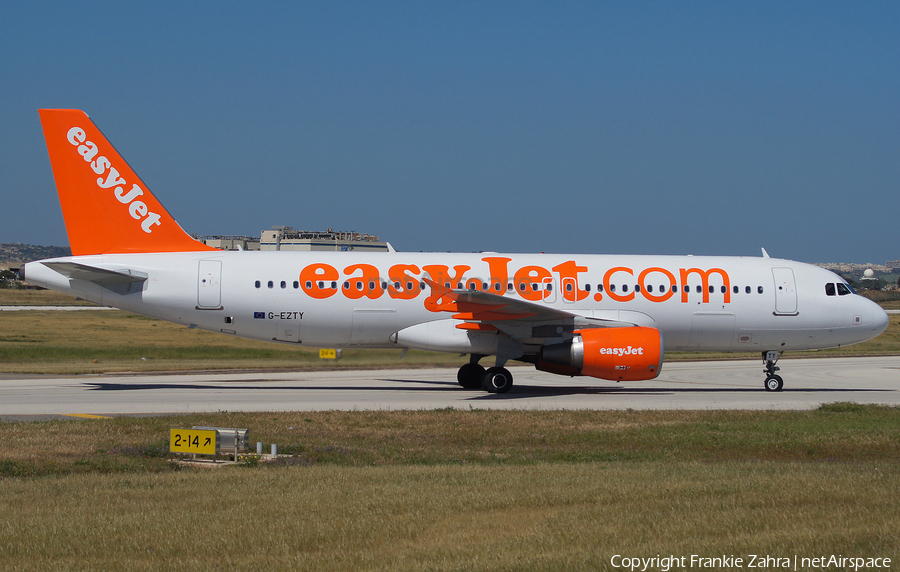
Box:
(199, 235, 261, 251)
(199, 227, 390, 252)
(260, 226, 389, 252)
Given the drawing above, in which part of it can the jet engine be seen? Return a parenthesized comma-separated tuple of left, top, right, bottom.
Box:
(537, 326, 663, 381)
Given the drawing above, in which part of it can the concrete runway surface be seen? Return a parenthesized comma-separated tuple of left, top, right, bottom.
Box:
(1, 356, 898, 419)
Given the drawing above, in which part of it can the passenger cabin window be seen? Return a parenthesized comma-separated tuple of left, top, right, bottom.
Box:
(254, 280, 261, 289)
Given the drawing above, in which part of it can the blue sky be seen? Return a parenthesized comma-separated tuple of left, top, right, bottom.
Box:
(1, 2, 897, 263)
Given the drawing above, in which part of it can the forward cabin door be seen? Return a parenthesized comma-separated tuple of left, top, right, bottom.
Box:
(197, 260, 222, 310)
(772, 267, 798, 316)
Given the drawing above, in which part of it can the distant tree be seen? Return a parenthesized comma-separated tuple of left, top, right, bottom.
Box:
(857, 278, 887, 292)
(0, 269, 13, 289)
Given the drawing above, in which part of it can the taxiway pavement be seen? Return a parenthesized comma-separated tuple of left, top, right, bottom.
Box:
(1, 356, 898, 419)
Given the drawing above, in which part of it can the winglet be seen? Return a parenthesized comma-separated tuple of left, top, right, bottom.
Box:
(38, 109, 217, 255)
(761, 247, 770, 259)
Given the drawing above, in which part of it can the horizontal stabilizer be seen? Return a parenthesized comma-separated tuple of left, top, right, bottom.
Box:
(42, 261, 147, 294)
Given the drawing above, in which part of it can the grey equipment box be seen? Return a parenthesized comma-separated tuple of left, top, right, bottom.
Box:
(192, 426, 249, 452)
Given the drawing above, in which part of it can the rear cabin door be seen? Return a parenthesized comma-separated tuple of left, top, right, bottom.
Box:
(197, 260, 222, 310)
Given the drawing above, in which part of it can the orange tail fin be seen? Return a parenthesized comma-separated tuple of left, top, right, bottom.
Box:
(39, 109, 217, 255)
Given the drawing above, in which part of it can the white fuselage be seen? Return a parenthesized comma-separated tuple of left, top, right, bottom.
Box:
(24, 251, 889, 356)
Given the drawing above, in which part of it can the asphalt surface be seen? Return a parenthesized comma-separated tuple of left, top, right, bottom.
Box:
(1, 356, 898, 419)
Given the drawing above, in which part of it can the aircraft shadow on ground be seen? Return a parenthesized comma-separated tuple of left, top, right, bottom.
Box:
(83, 379, 891, 399)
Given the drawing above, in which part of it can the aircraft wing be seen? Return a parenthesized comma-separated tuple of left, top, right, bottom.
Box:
(425, 278, 638, 341)
(446, 288, 631, 327)
(402, 279, 652, 369)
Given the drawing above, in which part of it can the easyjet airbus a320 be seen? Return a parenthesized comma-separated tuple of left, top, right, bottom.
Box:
(24, 109, 889, 393)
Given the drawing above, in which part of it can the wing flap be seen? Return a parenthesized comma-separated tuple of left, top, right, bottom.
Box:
(423, 278, 638, 340)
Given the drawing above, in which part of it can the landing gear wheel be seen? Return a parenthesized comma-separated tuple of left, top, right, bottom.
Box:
(764, 375, 783, 392)
(482, 367, 513, 393)
(762, 351, 783, 392)
(457, 363, 486, 389)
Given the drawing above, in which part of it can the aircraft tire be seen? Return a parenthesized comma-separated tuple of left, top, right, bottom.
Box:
(482, 367, 513, 393)
(764, 375, 784, 392)
(457, 363, 486, 389)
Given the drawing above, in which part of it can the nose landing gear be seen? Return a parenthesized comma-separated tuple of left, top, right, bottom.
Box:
(763, 351, 783, 392)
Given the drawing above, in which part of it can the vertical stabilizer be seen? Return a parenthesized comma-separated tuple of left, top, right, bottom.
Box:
(38, 109, 216, 255)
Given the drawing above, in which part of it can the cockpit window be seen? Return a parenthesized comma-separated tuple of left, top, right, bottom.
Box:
(837, 283, 852, 296)
(825, 283, 836, 296)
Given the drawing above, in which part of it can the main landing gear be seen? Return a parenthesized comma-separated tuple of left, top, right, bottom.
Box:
(457, 355, 514, 393)
(763, 351, 783, 392)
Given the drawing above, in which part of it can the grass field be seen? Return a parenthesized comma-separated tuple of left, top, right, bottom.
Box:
(2, 290, 899, 569)
(1, 406, 898, 570)
(1, 289, 898, 374)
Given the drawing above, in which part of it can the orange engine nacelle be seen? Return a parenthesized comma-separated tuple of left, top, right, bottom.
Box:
(536, 326, 664, 381)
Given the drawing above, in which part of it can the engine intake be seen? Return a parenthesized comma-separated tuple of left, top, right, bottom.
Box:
(537, 326, 663, 381)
